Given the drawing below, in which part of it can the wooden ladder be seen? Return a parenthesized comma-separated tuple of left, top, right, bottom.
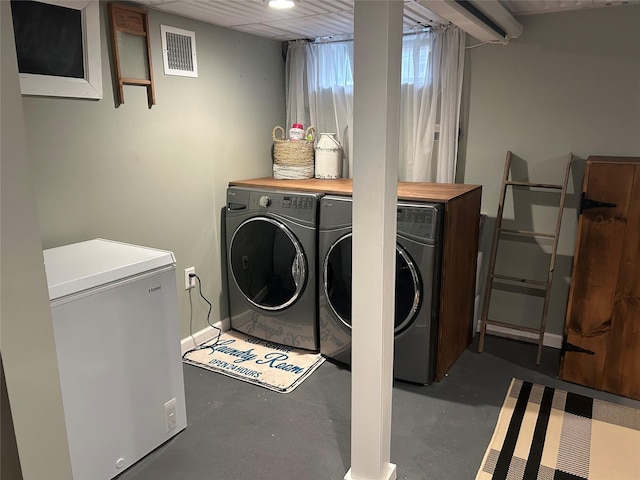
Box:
(477, 151, 572, 365)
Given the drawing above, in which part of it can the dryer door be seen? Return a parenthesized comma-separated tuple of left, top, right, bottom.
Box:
(229, 217, 307, 311)
(324, 233, 421, 331)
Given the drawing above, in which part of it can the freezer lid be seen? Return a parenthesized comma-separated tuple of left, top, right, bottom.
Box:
(43, 238, 176, 300)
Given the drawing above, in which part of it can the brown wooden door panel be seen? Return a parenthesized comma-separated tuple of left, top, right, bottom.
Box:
(560, 161, 636, 390)
(601, 165, 640, 400)
(568, 163, 635, 335)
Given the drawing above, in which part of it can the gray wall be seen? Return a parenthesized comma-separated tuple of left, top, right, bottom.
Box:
(3, 2, 284, 477)
(1, 2, 73, 478)
(460, 4, 640, 338)
(21, 4, 286, 339)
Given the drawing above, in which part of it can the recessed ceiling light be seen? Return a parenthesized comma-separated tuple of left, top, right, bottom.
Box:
(268, 0, 296, 9)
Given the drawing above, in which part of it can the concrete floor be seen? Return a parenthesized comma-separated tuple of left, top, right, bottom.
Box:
(117, 335, 640, 480)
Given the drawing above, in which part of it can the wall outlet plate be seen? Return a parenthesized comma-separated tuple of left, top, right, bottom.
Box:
(184, 267, 195, 290)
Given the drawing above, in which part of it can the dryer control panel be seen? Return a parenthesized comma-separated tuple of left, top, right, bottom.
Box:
(397, 205, 440, 241)
(282, 195, 315, 210)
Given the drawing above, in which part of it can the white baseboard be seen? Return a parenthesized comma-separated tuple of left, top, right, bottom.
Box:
(477, 323, 563, 349)
(183, 318, 562, 355)
(181, 318, 230, 355)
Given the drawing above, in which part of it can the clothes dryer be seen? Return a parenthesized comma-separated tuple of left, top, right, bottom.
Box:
(318, 195, 443, 384)
(226, 187, 322, 351)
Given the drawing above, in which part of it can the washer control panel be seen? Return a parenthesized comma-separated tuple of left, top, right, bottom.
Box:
(228, 188, 318, 213)
(246, 193, 314, 211)
(226, 188, 320, 225)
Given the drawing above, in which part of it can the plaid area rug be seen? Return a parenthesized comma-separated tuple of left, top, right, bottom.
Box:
(476, 378, 640, 480)
(182, 330, 325, 394)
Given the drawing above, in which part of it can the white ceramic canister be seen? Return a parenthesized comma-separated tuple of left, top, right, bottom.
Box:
(315, 133, 343, 179)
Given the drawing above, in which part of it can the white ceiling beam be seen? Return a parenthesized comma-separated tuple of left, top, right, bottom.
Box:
(472, 1, 523, 38)
(419, 0, 523, 44)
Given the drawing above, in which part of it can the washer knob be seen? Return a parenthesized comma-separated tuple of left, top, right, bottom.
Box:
(259, 195, 271, 207)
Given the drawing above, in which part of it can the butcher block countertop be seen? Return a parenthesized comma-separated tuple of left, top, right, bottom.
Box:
(228, 177, 480, 203)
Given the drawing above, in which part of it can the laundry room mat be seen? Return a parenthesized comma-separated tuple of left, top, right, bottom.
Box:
(182, 330, 325, 394)
(476, 378, 640, 480)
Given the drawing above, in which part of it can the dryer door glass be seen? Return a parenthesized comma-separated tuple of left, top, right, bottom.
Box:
(324, 234, 420, 330)
(229, 217, 307, 311)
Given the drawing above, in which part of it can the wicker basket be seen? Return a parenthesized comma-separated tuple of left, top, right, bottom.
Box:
(272, 125, 315, 179)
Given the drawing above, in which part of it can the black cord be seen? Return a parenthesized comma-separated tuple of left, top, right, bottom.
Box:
(182, 273, 222, 359)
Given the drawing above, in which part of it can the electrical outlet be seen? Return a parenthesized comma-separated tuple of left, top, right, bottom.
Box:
(184, 267, 196, 290)
(164, 398, 177, 433)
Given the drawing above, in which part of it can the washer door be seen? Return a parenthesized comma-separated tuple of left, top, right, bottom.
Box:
(229, 217, 307, 310)
(323, 233, 421, 331)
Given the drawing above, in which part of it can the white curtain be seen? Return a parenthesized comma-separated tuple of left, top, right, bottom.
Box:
(286, 39, 355, 176)
(286, 26, 465, 183)
(435, 27, 466, 183)
(285, 40, 310, 133)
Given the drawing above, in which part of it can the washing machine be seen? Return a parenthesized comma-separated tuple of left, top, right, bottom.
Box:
(226, 186, 322, 351)
(318, 195, 443, 384)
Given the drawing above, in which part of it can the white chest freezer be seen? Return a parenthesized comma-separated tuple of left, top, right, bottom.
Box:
(44, 238, 187, 480)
